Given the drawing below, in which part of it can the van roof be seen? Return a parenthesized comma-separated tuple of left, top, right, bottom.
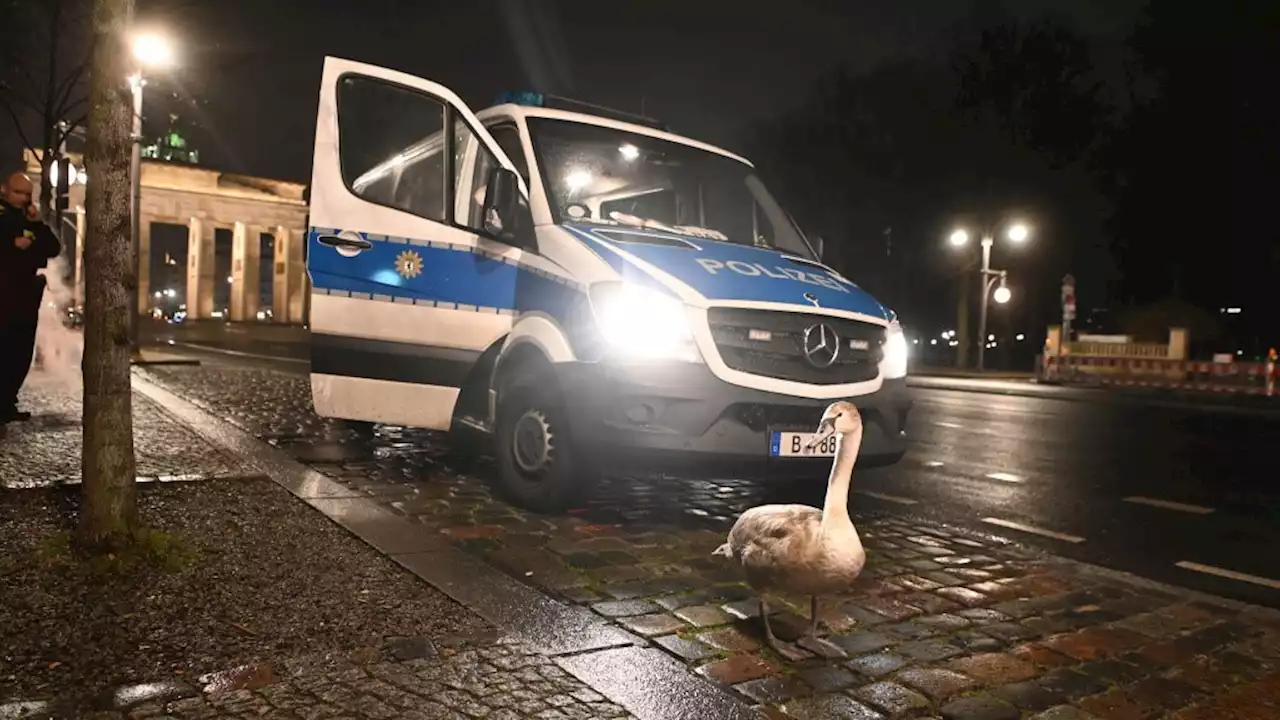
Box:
(476, 104, 754, 168)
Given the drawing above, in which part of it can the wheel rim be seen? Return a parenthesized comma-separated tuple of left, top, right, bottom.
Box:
(511, 408, 553, 476)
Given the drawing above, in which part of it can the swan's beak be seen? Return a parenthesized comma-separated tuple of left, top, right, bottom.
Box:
(805, 419, 836, 451)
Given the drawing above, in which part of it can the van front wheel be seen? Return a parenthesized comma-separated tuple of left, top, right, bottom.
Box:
(493, 373, 583, 513)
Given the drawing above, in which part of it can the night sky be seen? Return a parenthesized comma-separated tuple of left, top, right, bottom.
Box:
(138, 0, 1142, 183)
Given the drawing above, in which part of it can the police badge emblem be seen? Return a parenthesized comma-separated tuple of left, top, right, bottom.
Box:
(394, 249, 423, 279)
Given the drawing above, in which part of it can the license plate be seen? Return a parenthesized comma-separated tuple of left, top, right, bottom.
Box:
(769, 431, 837, 458)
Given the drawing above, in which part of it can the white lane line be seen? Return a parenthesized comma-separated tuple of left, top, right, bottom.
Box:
(982, 517, 1085, 543)
(935, 421, 963, 429)
(1123, 496, 1215, 514)
(985, 472, 1024, 483)
(857, 490, 918, 505)
(923, 461, 945, 468)
(1176, 561, 1280, 590)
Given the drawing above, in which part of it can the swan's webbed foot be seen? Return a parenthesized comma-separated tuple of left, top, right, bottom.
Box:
(769, 637, 813, 663)
(798, 596, 847, 659)
(760, 598, 809, 662)
(797, 635, 847, 659)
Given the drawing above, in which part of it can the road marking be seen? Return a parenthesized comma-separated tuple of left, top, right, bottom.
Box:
(857, 490, 918, 505)
(981, 517, 1085, 543)
(924, 460, 945, 468)
(1175, 561, 1280, 590)
(935, 421, 963, 428)
(985, 472, 1024, 483)
(171, 342, 310, 365)
(1123, 496, 1215, 514)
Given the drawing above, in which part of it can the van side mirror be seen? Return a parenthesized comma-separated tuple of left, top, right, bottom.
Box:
(482, 167, 533, 248)
(811, 235, 825, 260)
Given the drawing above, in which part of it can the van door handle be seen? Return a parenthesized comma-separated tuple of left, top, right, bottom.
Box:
(317, 234, 373, 251)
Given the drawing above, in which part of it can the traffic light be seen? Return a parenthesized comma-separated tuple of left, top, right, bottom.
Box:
(54, 156, 71, 211)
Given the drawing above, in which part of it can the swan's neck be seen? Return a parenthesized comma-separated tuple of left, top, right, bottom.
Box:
(821, 430, 861, 527)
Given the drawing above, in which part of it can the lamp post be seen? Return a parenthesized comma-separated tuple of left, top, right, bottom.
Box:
(949, 221, 1029, 371)
(127, 31, 175, 354)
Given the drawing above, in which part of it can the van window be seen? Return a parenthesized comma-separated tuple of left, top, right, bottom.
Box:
(487, 125, 529, 185)
(527, 118, 815, 259)
(455, 121, 499, 230)
(338, 76, 448, 222)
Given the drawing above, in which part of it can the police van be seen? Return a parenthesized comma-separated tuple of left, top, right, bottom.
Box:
(306, 57, 912, 511)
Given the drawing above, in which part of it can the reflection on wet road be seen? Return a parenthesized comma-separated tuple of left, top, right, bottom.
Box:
(145, 329, 1280, 610)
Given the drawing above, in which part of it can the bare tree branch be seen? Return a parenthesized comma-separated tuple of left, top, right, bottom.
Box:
(60, 94, 88, 119)
(55, 112, 89, 148)
(0, 55, 44, 110)
(53, 51, 92, 116)
(0, 79, 40, 113)
(0, 94, 40, 154)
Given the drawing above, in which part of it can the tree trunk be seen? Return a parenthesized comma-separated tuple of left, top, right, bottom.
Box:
(39, 151, 55, 225)
(80, 0, 137, 549)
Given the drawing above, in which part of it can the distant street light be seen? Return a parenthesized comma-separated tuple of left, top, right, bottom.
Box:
(948, 219, 1032, 370)
(126, 30, 178, 355)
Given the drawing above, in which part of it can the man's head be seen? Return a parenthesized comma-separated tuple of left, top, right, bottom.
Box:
(1, 172, 34, 208)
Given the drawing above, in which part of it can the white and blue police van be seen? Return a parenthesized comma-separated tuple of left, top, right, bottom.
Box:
(305, 58, 912, 511)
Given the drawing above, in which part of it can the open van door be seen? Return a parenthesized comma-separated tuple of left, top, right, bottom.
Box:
(306, 57, 528, 430)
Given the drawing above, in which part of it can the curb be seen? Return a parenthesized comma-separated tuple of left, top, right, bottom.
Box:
(130, 370, 757, 720)
(908, 376, 1280, 417)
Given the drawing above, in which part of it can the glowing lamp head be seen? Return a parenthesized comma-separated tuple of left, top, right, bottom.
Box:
(565, 169, 593, 192)
(1007, 223, 1029, 243)
(949, 229, 969, 247)
(993, 285, 1012, 304)
(132, 32, 175, 68)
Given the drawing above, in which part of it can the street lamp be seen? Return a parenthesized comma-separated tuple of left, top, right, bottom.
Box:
(133, 33, 175, 67)
(127, 31, 176, 354)
(949, 220, 1031, 370)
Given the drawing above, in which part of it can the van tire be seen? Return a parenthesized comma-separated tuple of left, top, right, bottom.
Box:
(493, 369, 584, 514)
(444, 420, 492, 469)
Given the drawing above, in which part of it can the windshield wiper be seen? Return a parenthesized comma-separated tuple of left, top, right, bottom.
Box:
(607, 211, 729, 241)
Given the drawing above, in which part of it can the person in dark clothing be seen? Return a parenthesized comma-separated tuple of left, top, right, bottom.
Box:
(0, 171, 61, 422)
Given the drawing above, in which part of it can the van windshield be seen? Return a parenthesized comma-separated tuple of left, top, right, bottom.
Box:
(526, 118, 816, 260)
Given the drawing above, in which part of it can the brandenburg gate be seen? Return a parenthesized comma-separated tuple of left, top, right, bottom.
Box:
(25, 150, 309, 323)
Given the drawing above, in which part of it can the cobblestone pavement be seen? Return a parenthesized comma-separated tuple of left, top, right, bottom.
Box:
(31, 640, 633, 720)
(142, 364, 1280, 719)
(0, 377, 243, 489)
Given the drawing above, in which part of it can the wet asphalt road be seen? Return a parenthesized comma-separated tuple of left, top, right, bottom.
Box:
(152, 321, 1280, 609)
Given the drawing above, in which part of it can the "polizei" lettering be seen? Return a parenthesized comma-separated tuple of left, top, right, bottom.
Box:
(695, 258, 854, 293)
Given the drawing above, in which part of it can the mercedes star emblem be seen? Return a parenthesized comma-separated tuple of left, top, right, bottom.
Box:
(803, 323, 840, 368)
(803, 292, 820, 307)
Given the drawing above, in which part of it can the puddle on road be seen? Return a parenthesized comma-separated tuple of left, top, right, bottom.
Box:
(278, 417, 846, 531)
(198, 663, 279, 694)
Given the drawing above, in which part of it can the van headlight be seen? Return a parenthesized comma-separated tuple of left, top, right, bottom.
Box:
(880, 320, 909, 379)
(589, 282, 700, 362)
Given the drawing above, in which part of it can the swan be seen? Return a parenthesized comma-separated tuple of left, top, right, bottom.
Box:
(714, 401, 866, 660)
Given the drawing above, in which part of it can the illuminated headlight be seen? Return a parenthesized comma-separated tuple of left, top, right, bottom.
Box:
(589, 282, 700, 362)
(880, 320, 909, 379)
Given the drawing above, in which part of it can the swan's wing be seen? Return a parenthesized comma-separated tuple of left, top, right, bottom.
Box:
(728, 505, 823, 585)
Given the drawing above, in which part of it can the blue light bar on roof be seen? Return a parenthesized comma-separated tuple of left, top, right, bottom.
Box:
(494, 91, 545, 107)
(494, 91, 670, 131)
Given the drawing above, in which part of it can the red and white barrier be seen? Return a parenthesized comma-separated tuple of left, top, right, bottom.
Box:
(1040, 355, 1280, 397)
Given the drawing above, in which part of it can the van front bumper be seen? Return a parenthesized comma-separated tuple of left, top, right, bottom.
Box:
(554, 360, 911, 472)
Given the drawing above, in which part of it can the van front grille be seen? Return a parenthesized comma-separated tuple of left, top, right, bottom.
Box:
(707, 308, 884, 386)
